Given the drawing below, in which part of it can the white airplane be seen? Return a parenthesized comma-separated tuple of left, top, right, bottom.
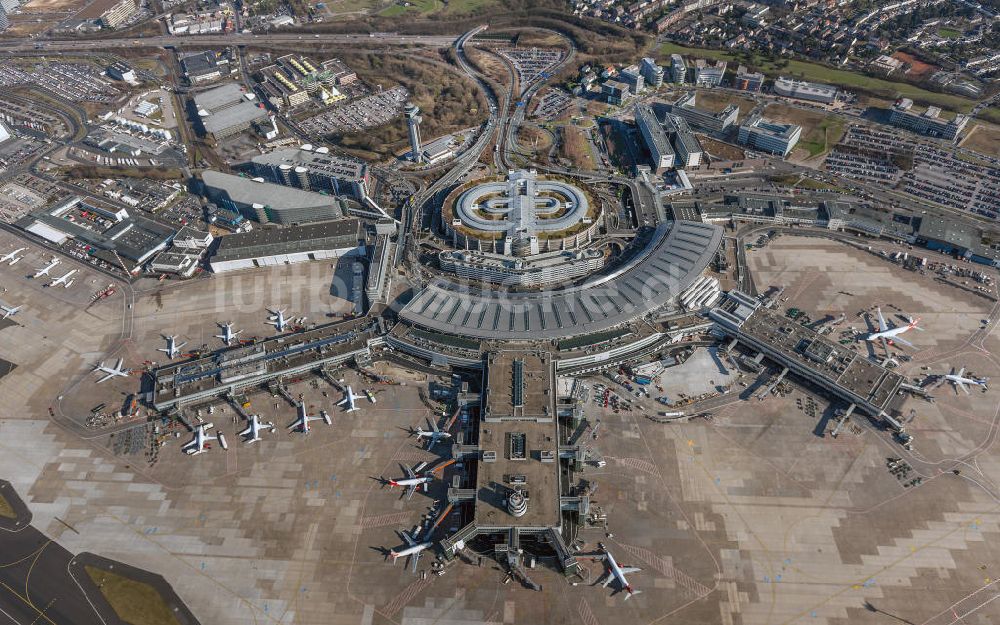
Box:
(8, 256, 22, 266)
(597, 548, 641, 601)
(238, 414, 276, 443)
(267, 308, 290, 332)
(158, 335, 187, 359)
(941, 367, 988, 395)
(413, 418, 452, 450)
(866, 307, 922, 348)
(1, 248, 24, 264)
(215, 321, 242, 346)
(338, 386, 361, 412)
(389, 529, 433, 573)
(32, 258, 59, 278)
(384, 462, 433, 501)
(287, 403, 332, 433)
(0, 303, 21, 320)
(49, 269, 77, 288)
(182, 423, 228, 455)
(93, 358, 129, 383)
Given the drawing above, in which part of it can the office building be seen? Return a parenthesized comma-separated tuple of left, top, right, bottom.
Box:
(773, 76, 838, 104)
(888, 98, 969, 141)
(668, 92, 738, 133)
(250, 145, 370, 201)
(734, 65, 764, 92)
(635, 104, 675, 171)
(405, 104, 423, 163)
(663, 114, 703, 168)
(209, 219, 362, 273)
(601, 80, 630, 105)
(693, 59, 727, 87)
(74, 0, 136, 28)
(620, 65, 645, 94)
(670, 54, 687, 83)
(640, 57, 664, 88)
(201, 170, 345, 226)
(738, 116, 801, 156)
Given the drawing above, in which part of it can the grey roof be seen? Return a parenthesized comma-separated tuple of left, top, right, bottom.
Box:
(202, 170, 340, 209)
(635, 104, 675, 160)
(202, 101, 268, 135)
(400, 220, 722, 340)
(193, 82, 246, 112)
(181, 51, 219, 76)
(212, 219, 360, 262)
(664, 113, 703, 155)
(251, 147, 366, 182)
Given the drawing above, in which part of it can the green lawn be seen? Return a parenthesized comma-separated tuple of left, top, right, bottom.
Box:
(798, 116, 844, 157)
(658, 42, 977, 113)
(379, 0, 439, 16)
(378, 0, 495, 15)
(86, 566, 180, 625)
(937, 27, 962, 39)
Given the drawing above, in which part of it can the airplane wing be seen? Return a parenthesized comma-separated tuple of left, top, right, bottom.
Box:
(893, 336, 914, 349)
(599, 572, 615, 588)
(957, 380, 969, 395)
(957, 367, 965, 378)
(405, 485, 416, 501)
(115, 358, 124, 370)
(97, 372, 116, 384)
(619, 566, 641, 574)
(410, 550, 421, 573)
(403, 464, 415, 479)
(181, 439, 196, 452)
(877, 308, 888, 332)
(429, 418, 440, 433)
(238, 425, 252, 437)
(400, 530, 416, 546)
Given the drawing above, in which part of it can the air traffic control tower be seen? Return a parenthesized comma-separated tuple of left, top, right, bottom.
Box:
(440, 350, 591, 579)
(405, 103, 423, 163)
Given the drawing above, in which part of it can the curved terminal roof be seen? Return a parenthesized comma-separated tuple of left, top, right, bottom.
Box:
(453, 171, 590, 237)
(401, 220, 722, 340)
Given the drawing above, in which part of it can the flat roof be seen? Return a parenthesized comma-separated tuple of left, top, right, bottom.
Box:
(212, 218, 360, 261)
(251, 147, 366, 182)
(194, 83, 246, 112)
(202, 101, 267, 135)
(476, 351, 560, 529)
(202, 170, 341, 209)
(636, 104, 675, 159)
(400, 220, 722, 340)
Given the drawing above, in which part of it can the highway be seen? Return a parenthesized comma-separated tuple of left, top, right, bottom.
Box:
(0, 32, 458, 52)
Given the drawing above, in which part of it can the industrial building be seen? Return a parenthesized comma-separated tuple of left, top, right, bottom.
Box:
(249, 145, 370, 202)
(200, 170, 345, 226)
(773, 76, 839, 104)
(635, 103, 675, 172)
(738, 116, 801, 156)
(180, 51, 229, 84)
(73, 0, 136, 28)
(888, 99, 969, 141)
(106, 61, 136, 82)
(667, 92, 739, 133)
(193, 83, 267, 140)
(693, 59, 727, 87)
(15, 196, 177, 272)
(208, 218, 362, 273)
(438, 248, 605, 287)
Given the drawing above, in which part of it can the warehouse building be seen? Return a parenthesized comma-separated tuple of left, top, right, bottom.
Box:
(181, 51, 229, 84)
(249, 145, 370, 202)
(201, 170, 345, 225)
(738, 116, 801, 156)
(209, 218, 362, 273)
(194, 83, 267, 140)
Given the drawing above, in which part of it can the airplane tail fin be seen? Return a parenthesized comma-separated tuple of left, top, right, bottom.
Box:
(909, 317, 923, 330)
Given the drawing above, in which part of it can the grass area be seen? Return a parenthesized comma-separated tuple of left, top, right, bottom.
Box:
(960, 123, 1000, 158)
(979, 107, 1000, 125)
(378, 0, 496, 15)
(937, 27, 962, 39)
(763, 103, 844, 157)
(85, 566, 180, 625)
(559, 125, 596, 169)
(658, 42, 976, 113)
(379, 0, 438, 16)
(0, 493, 15, 519)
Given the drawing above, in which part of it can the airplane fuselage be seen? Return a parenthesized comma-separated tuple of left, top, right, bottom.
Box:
(390, 542, 431, 561)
